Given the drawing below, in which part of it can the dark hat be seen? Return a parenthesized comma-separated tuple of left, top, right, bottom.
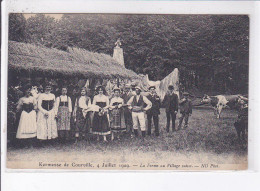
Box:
(168, 85, 174, 90)
(149, 86, 156, 90)
(183, 92, 189, 96)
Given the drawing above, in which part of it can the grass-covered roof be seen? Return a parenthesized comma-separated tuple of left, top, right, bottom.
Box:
(8, 41, 139, 79)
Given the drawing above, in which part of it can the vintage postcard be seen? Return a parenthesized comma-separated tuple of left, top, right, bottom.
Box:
(5, 13, 249, 170)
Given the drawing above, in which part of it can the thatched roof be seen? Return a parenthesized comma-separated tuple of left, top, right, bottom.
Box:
(8, 41, 139, 79)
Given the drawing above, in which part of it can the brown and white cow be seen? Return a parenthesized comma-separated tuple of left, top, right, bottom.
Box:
(201, 94, 247, 118)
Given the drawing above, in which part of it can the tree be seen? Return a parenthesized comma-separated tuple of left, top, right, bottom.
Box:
(9, 14, 27, 42)
(26, 14, 58, 48)
(9, 14, 249, 94)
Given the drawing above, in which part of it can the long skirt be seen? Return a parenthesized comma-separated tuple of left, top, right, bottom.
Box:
(37, 110, 58, 140)
(57, 106, 70, 130)
(110, 109, 126, 133)
(70, 113, 76, 136)
(92, 112, 110, 135)
(16, 110, 37, 139)
(75, 109, 90, 135)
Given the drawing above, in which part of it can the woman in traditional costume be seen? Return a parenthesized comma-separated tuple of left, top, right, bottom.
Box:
(92, 86, 110, 141)
(37, 83, 58, 141)
(16, 84, 37, 147)
(56, 86, 72, 142)
(109, 88, 126, 140)
(73, 87, 91, 143)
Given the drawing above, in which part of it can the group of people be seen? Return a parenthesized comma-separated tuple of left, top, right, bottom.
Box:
(15, 82, 193, 148)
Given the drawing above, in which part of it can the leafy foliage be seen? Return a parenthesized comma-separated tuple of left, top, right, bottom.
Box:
(9, 14, 27, 42)
(9, 14, 249, 94)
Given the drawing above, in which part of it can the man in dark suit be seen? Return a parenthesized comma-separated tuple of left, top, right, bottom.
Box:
(162, 85, 179, 132)
(146, 86, 161, 136)
(178, 92, 192, 129)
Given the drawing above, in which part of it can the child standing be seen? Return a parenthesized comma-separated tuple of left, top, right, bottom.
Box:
(178, 92, 192, 129)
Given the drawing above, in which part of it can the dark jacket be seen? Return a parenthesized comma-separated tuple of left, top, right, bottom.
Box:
(70, 95, 77, 111)
(238, 106, 248, 121)
(121, 93, 132, 114)
(179, 98, 192, 114)
(132, 95, 145, 107)
(122, 93, 132, 104)
(146, 93, 161, 115)
(162, 92, 178, 113)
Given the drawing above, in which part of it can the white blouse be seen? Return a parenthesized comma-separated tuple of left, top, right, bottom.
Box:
(75, 96, 91, 109)
(17, 96, 37, 111)
(93, 94, 109, 107)
(110, 97, 124, 107)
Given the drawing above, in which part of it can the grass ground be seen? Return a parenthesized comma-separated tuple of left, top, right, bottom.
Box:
(7, 107, 247, 170)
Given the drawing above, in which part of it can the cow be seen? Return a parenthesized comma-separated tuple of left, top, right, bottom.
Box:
(201, 94, 247, 118)
(201, 95, 228, 118)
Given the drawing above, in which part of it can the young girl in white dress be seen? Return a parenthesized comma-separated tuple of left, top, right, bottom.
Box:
(16, 84, 37, 148)
(37, 83, 58, 141)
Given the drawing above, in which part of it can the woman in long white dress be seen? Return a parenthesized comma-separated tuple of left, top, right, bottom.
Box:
(16, 84, 37, 147)
(37, 83, 58, 141)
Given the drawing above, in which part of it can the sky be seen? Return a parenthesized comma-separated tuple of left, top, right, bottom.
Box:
(23, 14, 63, 20)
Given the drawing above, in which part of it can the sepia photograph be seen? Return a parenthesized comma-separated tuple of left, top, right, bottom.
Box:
(6, 13, 249, 170)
